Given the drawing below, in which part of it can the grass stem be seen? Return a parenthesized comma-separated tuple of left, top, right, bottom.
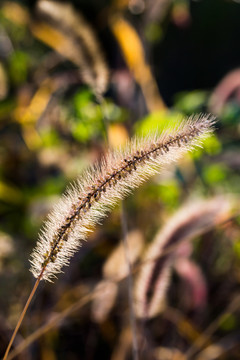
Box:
(3, 269, 44, 360)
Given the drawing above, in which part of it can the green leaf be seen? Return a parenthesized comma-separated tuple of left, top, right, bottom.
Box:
(202, 163, 228, 185)
(174, 90, 208, 114)
(8, 50, 29, 85)
(135, 110, 183, 136)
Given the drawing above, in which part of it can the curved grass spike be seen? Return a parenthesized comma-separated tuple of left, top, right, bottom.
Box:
(31, 116, 214, 281)
(3, 114, 215, 360)
(134, 196, 231, 319)
(35, 1, 109, 98)
(30, 114, 215, 282)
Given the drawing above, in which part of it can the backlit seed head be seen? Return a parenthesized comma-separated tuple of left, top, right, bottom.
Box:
(30, 114, 215, 282)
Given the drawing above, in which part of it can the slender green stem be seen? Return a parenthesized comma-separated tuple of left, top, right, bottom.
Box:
(3, 269, 44, 360)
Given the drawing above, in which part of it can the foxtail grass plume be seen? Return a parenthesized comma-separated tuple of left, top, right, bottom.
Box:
(30, 114, 215, 282)
(134, 196, 231, 319)
(36, 1, 109, 98)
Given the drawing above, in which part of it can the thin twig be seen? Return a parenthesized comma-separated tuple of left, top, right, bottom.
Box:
(121, 202, 139, 360)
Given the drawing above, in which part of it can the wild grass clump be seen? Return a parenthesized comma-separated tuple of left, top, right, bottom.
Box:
(3, 114, 215, 360)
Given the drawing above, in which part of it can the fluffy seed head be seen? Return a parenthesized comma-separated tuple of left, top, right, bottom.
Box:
(36, 1, 109, 97)
(30, 114, 216, 282)
(134, 196, 231, 319)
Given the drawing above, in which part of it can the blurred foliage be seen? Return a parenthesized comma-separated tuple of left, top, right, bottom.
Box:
(0, 0, 240, 360)
(70, 88, 127, 143)
(174, 90, 209, 115)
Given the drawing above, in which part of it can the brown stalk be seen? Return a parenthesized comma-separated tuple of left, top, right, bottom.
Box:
(3, 268, 45, 360)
